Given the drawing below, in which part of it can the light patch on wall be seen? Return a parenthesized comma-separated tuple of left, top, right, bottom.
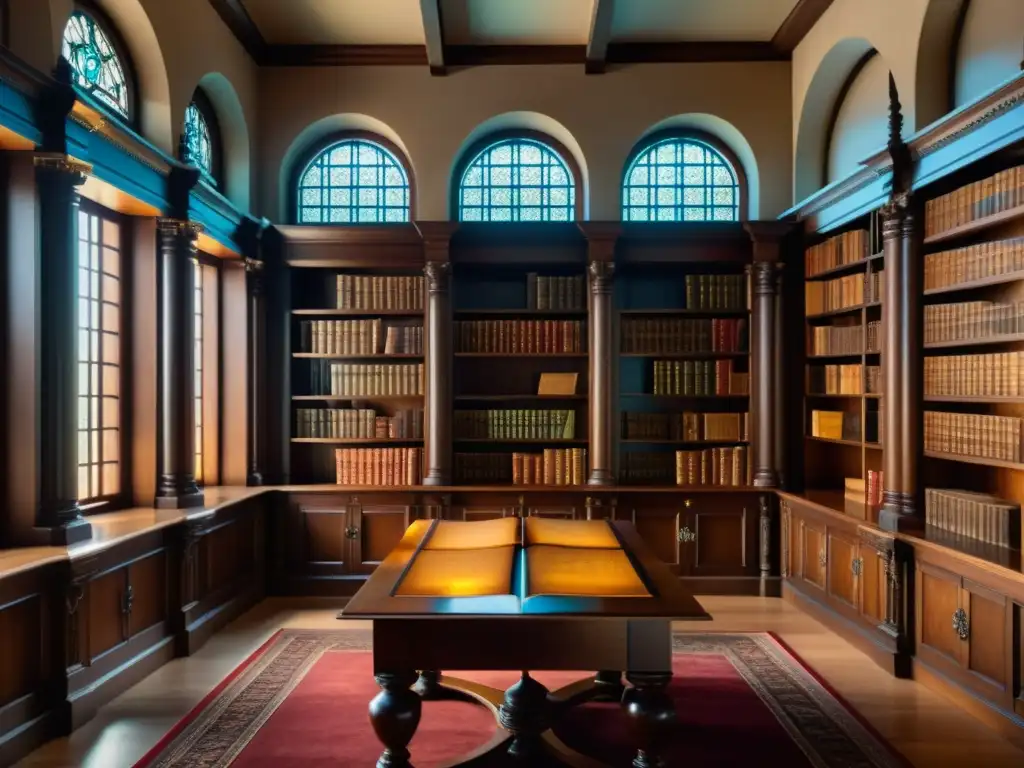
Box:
(954, 0, 1024, 109)
(827, 54, 890, 185)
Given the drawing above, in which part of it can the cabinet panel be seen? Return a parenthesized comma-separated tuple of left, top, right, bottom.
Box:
(448, 505, 517, 521)
(526, 505, 580, 520)
(632, 508, 683, 574)
(0, 596, 41, 708)
(87, 569, 126, 660)
(827, 532, 858, 609)
(354, 505, 412, 573)
(128, 552, 167, 637)
(965, 585, 1007, 689)
(800, 520, 826, 590)
(302, 506, 353, 574)
(918, 565, 962, 665)
(690, 508, 749, 577)
(859, 548, 886, 625)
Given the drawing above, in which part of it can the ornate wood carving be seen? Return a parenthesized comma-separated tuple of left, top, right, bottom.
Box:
(759, 494, 772, 582)
(780, 500, 790, 578)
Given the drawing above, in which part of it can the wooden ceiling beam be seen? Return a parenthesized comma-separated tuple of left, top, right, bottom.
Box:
(771, 0, 835, 54)
(207, 0, 268, 64)
(420, 0, 447, 75)
(586, 0, 615, 74)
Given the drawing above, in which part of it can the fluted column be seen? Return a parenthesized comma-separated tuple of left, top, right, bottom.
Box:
(879, 195, 921, 532)
(588, 261, 615, 486)
(423, 261, 452, 486)
(34, 154, 92, 544)
(245, 255, 265, 486)
(155, 219, 204, 509)
(774, 268, 786, 488)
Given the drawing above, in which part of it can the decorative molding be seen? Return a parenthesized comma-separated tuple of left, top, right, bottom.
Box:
(771, 0, 835, 54)
(915, 89, 1024, 159)
(750, 261, 779, 295)
(266, 44, 427, 67)
(69, 102, 173, 175)
(156, 218, 204, 239)
(242, 256, 265, 274)
(33, 153, 91, 180)
(606, 41, 786, 64)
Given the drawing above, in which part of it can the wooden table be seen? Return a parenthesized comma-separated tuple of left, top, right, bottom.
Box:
(340, 518, 710, 768)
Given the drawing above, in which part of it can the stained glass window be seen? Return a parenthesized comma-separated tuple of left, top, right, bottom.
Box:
(77, 207, 123, 502)
(184, 102, 214, 180)
(297, 139, 410, 224)
(458, 138, 576, 222)
(62, 10, 130, 119)
(623, 138, 739, 222)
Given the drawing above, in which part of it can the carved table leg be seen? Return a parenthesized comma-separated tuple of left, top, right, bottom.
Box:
(369, 671, 421, 768)
(623, 671, 675, 768)
(498, 672, 551, 760)
(593, 670, 624, 702)
(413, 670, 441, 699)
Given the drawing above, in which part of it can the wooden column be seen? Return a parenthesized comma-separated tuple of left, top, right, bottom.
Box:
(33, 154, 91, 544)
(245, 254, 265, 486)
(744, 222, 790, 489)
(774, 268, 786, 488)
(423, 261, 452, 486)
(155, 219, 204, 509)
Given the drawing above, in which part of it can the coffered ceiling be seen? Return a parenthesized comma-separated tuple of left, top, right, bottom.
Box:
(210, 0, 833, 72)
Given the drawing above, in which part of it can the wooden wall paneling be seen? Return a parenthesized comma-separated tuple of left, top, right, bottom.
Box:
(915, 561, 965, 670)
(1016, 602, 1023, 718)
(351, 498, 414, 575)
(800, 516, 828, 591)
(629, 502, 684, 576)
(826, 527, 859, 610)
(446, 493, 520, 521)
(688, 495, 757, 579)
(962, 578, 1009, 704)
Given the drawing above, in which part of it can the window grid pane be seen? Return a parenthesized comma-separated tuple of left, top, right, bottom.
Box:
(622, 139, 739, 222)
(77, 210, 122, 502)
(458, 138, 575, 222)
(194, 261, 204, 485)
(62, 11, 129, 119)
(297, 139, 410, 224)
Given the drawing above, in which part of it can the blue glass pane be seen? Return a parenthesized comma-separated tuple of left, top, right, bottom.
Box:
(62, 11, 129, 119)
(622, 138, 739, 222)
(457, 138, 576, 222)
(183, 103, 214, 179)
(296, 139, 410, 223)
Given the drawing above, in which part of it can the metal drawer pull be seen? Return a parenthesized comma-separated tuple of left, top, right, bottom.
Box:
(952, 608, 969, 640)
(851, 558, 862, 576)
(677, 527, 696, 543)
(345, 526, 359, 540)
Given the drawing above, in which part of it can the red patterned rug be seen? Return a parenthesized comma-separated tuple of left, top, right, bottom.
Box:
(135, 630, 907, 767)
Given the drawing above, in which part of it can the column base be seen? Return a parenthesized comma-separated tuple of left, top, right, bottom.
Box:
(422, 472, 449, 487)
(36, 517, 93, 546)
(155, 488, 206, 510)
(879, 492, 919, 532)
(587, 470, 615, 486)
(752, 469, 778, 488)
(246, 471, 264, 486)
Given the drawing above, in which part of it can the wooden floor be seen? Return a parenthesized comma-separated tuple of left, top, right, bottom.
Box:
(14, 596, 1024, 767)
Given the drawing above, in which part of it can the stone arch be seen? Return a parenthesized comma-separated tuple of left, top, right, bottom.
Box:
(448, 112, 591, 220)
(916, 0, 970, 130)
(279, 114, 414, 223)
(191, 72, 251, 212)
(627, 114, 761, 220)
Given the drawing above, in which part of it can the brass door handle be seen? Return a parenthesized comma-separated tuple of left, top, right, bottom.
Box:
(677, 526, 696, 543)
(345, 526, 359, 540)
(952, 608, 969, 640)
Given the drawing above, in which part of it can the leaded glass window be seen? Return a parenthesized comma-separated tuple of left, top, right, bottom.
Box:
(62, 10, 130, 119)
(184, 103, 214, 179)
(297, 139, 410, 224)
(458, 138, 575, 222)
(623, 138, 739, 222)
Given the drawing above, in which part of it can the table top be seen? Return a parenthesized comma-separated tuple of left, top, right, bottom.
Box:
(340, 517, 710, 620)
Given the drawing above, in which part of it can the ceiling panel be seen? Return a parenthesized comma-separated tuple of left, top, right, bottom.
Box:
(610, 0, 800, 43)
(242, 0, 427, 45)
(441, 0, 594, 45)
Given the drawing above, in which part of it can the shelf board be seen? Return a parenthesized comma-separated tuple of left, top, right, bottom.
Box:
(864, 393, 882, 398)
(806, 352, 866, 360)
(455, 352, 588, 358)
(805, 304, 868, 320)
(924, 395, 1024, 404)
(806, 392, 867, 398)
(620, 352, 748, 359)
(923, 203, 1024, 246)
(454, 438, 588, 445)
(805, 251, 884, 281)
(619, 308, 748, 316)
(291, 309, 423, 317)
(279, 482, 762, 493)
(621, 439, 749, 446)
(455, 394, 587, 401)
(620, 393, 748, 399)
(924, 333, 1024, 350)
(865, 442, 882, 450)
(805, 435, 863, 447)
(924, 270, 1024, 296)
(291, 438, 423, 445)
(292, 394, 423, 401)
(615, 485, 760, 492)
(924, 450, 1024, 471)
(292, 353, 422, 360)
(454, 308, 586, 316)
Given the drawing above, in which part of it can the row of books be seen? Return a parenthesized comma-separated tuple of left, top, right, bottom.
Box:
(335, 275, 424, 311)
(526, 274, 586, 310)
(923, 352, 1024, 397)
(618, 448, 749, 487)
(334, 448, 422, 486)
(845, 472, 884, 508)
(513, 449, 587, 485)
(454, 320, 585, 354)
(925, 488, 1021, 549)
(805, 229, 869, 278)
(924, 164, 1024, 238)
(621, 412, 748, 442)
(924, 238, 1024, 291)
(651, 360, 748, 396)
(453, 409, 576, 440)
(298, 320, 423, 356)
(809, 321, 880, 356)
(808, 364, 864, 395)
(924, 300, 1024, 344)
(810, 410, 880, 443)
(866, 365, 881, 394)
(924, 411, 1023, 463)
(622, 318, 747, 355)
(295, 408, 423, 439)
(805, 271, 883, 315)
(683, 274, 747, 310)
(307, 361, 424, 397)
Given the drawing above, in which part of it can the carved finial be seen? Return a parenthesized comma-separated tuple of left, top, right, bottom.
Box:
(887, 72, 903, 149)
(886, 72, 913, 197)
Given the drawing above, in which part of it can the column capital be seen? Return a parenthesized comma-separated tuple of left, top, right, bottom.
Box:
(742, 220, 794, 246)
(881, 192, 914, 239)
(33, 153, 90, 184)
(749, 260, 781, 296)
(415, 221, 458, 261)
(424, 261, 451, 294)
(156, 218, 203, 240)
(588, 260, 615, 295)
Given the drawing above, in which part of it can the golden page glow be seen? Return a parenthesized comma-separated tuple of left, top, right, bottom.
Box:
(425, 518, 519, 550)
(526, 546, 650, 598)
(524, 518, 620, 549)
(395, 546, 515, 597)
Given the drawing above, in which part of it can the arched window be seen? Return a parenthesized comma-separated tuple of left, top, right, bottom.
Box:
(457, 136, 577, 222)
(183, 90, 219, 185)
(296, 136, 411, 224)
(62, 7, 131, 120)
(623, 135, 742, 222)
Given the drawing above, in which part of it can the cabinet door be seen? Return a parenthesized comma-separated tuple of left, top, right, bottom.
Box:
(632, 507, 684, 576)
(916, 562, 963, 667)
(826, 530, 859, 611)
(858, 547, 887, 626)
(526, 504, 580, 520)
(86, 568, 128, 662)
(448, 504, 518, 521)
(687, 503, 755, 578)
(962, 580, 1010, 703)
(351, 505, 413, 575)
(127, 551, 167, 638)
(300, 503, 355, 576)
(799, 518, 827, 590)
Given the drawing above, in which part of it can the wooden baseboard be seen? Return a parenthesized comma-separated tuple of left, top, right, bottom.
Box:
(683, 576, 782, 597)
(783, 580, 911, 678)
(180, 584, 265, 656)
(913, 660, 1024, 751)
(0, 708, 55, 768)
